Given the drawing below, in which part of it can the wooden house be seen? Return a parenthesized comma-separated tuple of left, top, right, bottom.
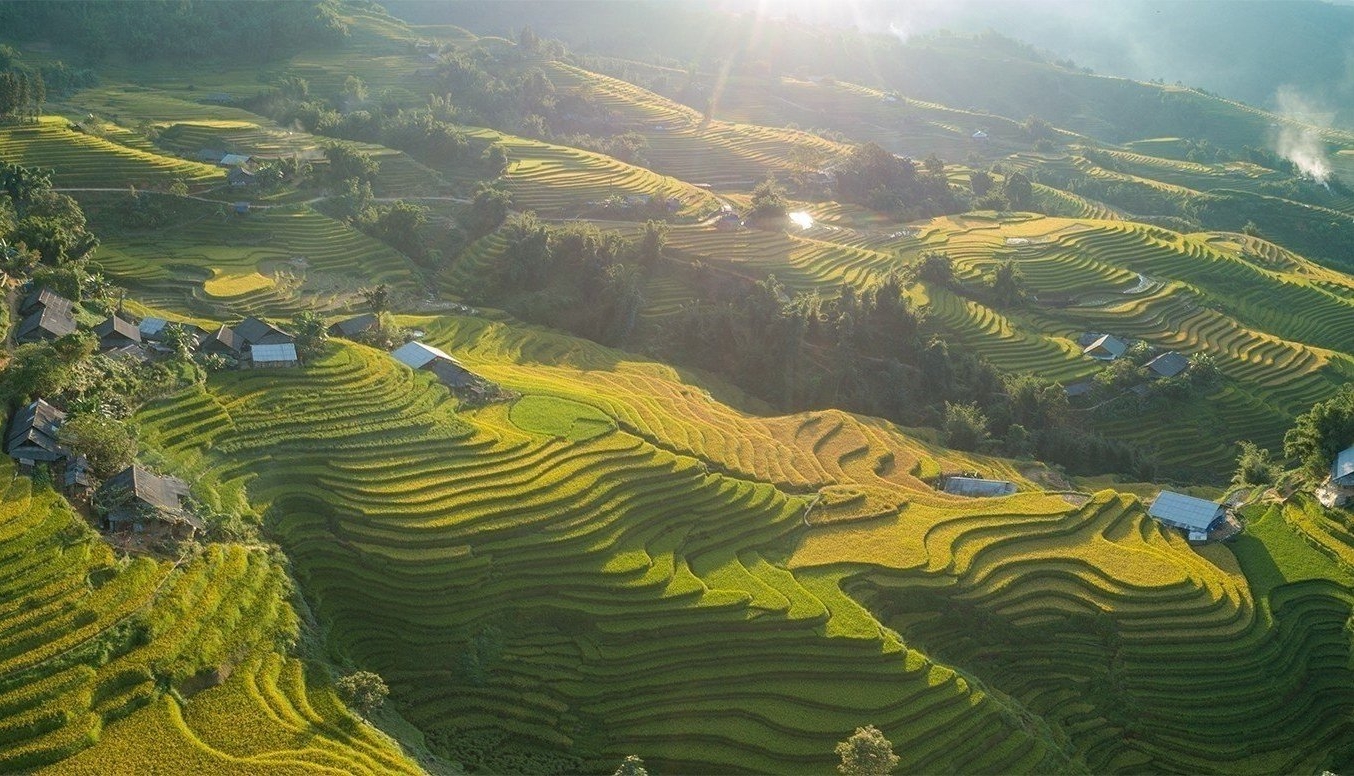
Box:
(94, 315, 142, 350)
(6, 399, 69, 466)
(96, 465, 201, 539)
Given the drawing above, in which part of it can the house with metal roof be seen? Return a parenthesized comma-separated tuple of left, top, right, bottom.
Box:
(250, 342, 299, 368)
(20, 288, 74, 318)
(15, 305, 78, 344)
(234, 316, 294, 346)
(1318, 444, 1354, 508)
(219, 153, 252, 167)
(1145, 351, 1190, 379)
(1147, 491, 1226, 540)
(94, 315, 142, 350)
(199, 324, 244, 358)
(1083, 334, 1128, 361)
(139, 317, 169, 340)
(391, 341, 478, 388)
(1332, 445, 1354, 487)
(942, 476, 1017, 498)
(329, 313, 379, 338)
(97, 465, 201, 537)
(6, 399, 69, 465)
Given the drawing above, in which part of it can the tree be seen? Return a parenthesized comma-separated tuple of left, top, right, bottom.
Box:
(747, 178, 788, 220)
(970, 170, 994, 197)
(292, 311, 328, 359)
(943, 401, 990, 452)
(482, 143, 509, 176)
(989, 260, 1026, 308)
(1003, 172, 1033, 210)
(323, 143, 379, 184)
(912, 251, 954, 286)
(57, 414, 137, 478)
(835, 725, 899, 776)
(160, 323, 196, 360)
(635, 219, 667, 267)
(362, 283, 390, 314)
(467, 182, 512, 236)
(613, 755, 648, 776)
(1233, 441, 1280, 487)
(1284, 385, 1354, 476)
(335, 670, 388, 715)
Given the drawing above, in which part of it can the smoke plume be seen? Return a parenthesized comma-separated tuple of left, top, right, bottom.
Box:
(1273, 86, 1333, 185)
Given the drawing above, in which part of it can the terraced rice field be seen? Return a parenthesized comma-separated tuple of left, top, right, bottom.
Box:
(0, 460, 413, 773)
(0, 117, 224, 187)
(132, 331, 1085, 774)
(130, 319, 1354, 773)
(819, 491, 1354, 774)
(463, 128, 720, 217)
(667, 209, 1354, 475)
(85, 198, 419, 317)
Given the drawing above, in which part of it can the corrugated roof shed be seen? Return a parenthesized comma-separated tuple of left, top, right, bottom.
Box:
(392, 341, 458, 370)
(1146, 351, 1190, 378)
(139, 317, 168, 338)
(20, 288, 73, 317)
(251, 343, 298, 364)
(1148, 491, 1225, 532)
(1333, 445, 1354, 486)
(943, 477, 1017, 497)
(15, 306, 78, 342)
(1083, 334, 1127, 360)
(6, 399, 68, 462)
(98, 466, 201, 531)
(200, 324, 243, 355)
(95, 315, 142, 345)
(331, 313, 378, 337)
(220, 153, 252, 167)
(234, 317, 293, 346)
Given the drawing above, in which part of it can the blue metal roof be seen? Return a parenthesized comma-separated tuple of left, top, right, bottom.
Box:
(1148, 491, 1224, 532)
(1333, 445, 1354, 484)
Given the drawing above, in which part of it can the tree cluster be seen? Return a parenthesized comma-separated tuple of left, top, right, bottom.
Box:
(0, 1, 348, 63)
(832, 142, 961, 219)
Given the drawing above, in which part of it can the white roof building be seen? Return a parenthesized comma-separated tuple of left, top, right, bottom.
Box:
(1148, 491, 1225, 533)
(250, 342, 298, 365)
(942, 477, 1017, 497)
(1084, 334, 1128, 361)
(391, 341, 459, 370)
(139, 317, 168, 338)
(220, 153, 252, 167)
(1332, 444, 1354, 487)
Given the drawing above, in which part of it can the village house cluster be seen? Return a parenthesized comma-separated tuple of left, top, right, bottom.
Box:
(6, 294, 501, 547)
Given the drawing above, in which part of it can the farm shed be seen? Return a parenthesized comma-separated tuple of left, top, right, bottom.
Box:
(942, 476, 1017, 497)
(715, 213, 742, 231)
(250, 342, 299, 368)
(138, 317, 169, 340)
(234, 316, 295, 346)
(219, 153, 252, 167)
(1083, 334, 1128, 361)
(1147, 491, 1226, 539)
(1146, 351, 1190, 379)
(15, 305, 78, 343)
(1317, 444, 1354, 508)
(64, 455, 93, 499)
(199, 324, 244, 357)
(97, 465, 201, 538)
(6, 399, 68, 465)
(330, 313, 378, 338)
(20, 288, 74, 318)
(94, 315, 142, 350)
(391, 341, 478, 388)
